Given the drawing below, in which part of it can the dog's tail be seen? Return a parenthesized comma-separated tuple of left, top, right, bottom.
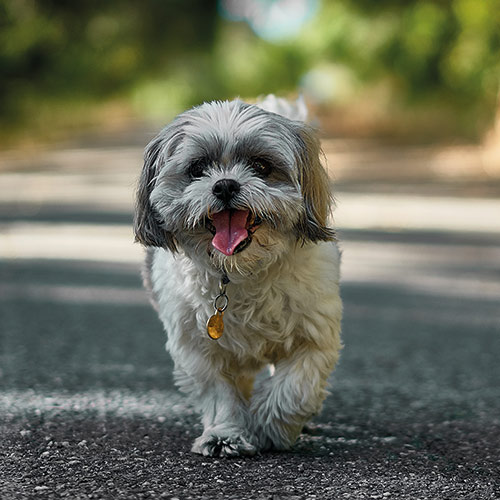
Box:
(255, 94, 308, 123)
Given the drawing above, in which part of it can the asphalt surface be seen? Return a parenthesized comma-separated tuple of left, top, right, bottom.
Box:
(1, 137, 500, 499)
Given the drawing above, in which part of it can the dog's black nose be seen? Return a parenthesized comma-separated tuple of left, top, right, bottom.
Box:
(212, 179, 240, 203)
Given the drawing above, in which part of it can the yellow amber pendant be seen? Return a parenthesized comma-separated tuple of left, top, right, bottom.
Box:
(207, 310, 224, 339)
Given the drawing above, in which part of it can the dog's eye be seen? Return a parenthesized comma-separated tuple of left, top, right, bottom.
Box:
(251, 159, 272, 177)
(188, 160, 206, 179)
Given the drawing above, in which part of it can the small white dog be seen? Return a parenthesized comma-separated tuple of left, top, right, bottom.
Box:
(134, 96, 342, 457)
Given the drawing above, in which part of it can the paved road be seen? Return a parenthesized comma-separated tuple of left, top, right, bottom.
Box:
(1, 138, 499, 499)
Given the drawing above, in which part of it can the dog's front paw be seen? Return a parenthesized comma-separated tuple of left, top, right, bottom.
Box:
(191, 431, 257, 457)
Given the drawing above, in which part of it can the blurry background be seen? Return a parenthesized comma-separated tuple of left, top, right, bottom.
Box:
(1, 2, 500, 497)
(2, 0, 500, 145)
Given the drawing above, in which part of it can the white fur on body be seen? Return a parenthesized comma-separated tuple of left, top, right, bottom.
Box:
(146, 238, 342, 456)
(135, 97, 343, 456)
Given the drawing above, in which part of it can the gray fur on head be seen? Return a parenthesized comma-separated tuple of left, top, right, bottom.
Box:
(134, 99, 334, 265)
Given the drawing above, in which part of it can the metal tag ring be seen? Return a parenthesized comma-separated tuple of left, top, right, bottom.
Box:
(214, 293, 229, 312)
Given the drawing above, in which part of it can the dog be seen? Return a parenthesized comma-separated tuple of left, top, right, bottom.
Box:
(134, 96, 342, 457)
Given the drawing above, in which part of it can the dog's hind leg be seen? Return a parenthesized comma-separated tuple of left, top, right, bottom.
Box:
(235, 374, 255, 402)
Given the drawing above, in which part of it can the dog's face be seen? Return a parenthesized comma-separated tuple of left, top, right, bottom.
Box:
(134, 100, 334, 274)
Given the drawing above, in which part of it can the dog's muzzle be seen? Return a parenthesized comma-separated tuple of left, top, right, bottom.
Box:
(207, 209, 262, 256)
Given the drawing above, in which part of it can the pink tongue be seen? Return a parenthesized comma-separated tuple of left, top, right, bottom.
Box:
(211, 209, 249, 256)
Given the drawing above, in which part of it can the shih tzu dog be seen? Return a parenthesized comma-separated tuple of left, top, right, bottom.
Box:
(134, 96, 342, 457)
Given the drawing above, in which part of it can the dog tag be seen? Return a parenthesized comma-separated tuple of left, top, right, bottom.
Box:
(207, 310, 224, 339)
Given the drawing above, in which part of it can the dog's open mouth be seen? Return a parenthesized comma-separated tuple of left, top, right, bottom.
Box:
(206, 209, 262, 256)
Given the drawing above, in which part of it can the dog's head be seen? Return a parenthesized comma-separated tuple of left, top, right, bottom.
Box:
(134, 99, 334, 274)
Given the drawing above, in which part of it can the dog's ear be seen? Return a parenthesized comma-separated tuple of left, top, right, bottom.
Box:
(134, 133, 178, 252)
(294, 124, 336, 243)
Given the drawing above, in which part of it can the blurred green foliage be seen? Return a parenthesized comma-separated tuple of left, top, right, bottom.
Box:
(323, 1, 500, 108)
(295, 0, 500, 138)
(0, 0, 218, 136)
(1, 0, 499, 141)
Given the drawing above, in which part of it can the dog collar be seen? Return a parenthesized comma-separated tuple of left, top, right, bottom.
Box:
(206, 273, 230, 340)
